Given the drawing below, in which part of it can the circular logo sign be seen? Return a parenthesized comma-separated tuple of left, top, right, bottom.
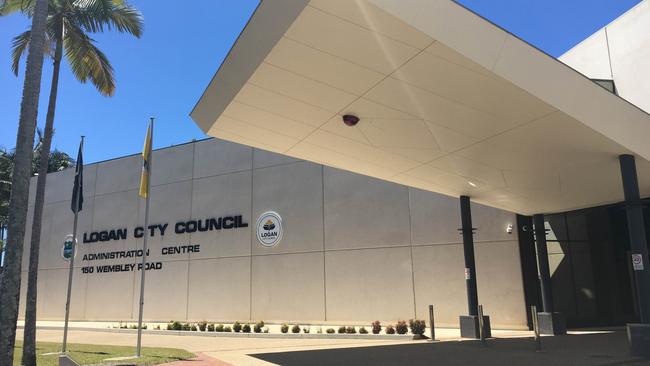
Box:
(256, 211, 283, 247)
(61, 235, 77, 261)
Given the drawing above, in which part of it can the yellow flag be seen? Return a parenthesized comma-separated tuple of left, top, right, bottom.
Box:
(139, 124, 152, 198)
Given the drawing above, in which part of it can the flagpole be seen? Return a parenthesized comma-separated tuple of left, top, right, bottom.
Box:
(62, 136, 83, 354)
(136, 118, 153, 357)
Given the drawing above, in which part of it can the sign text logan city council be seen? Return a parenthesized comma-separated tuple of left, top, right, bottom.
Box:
(77, 215, 247, 275)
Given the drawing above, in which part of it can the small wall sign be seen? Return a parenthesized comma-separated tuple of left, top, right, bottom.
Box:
(632, 254, 644, 271)
(256, 211, 283, 247)
(62, 235, 77, 261)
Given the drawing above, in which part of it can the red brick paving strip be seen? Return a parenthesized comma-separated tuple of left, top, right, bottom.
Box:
(161, 352, 232, 366)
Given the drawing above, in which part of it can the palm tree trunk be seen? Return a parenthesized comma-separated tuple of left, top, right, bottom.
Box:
(21, 19, 64, 366)
(0, 0, 50, 364)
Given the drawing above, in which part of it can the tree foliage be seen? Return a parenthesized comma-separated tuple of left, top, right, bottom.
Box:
(2, 0, 143, 96)
(0, 131, 75, 234)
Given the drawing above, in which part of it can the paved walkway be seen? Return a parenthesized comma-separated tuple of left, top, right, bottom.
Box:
(17, 328, 418, 365)
(161, 353, 231, 366)
(17, 327, 648, 365)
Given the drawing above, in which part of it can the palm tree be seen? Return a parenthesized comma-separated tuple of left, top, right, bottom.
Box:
(3, 1, 143, 363)
(0, 0, 49, 363)
(0, 148, 12, 277)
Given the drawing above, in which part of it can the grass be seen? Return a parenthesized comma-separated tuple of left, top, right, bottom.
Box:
(13, 341, 194, 366)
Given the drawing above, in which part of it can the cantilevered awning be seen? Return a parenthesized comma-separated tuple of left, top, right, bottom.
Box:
(190, 0, 650, 215)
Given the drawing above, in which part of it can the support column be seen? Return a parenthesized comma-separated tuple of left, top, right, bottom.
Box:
(619, 154, 650, 356)
(458, 195, 491, 339)
(533, 214, 566, 335)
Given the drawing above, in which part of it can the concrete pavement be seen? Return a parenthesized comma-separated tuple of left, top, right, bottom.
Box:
(17, 327, 645, 365)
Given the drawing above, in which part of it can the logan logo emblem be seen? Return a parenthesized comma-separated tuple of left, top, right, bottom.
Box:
(263, 220, 275, 231)
(61, 235, 77, 261)
(256, 212, 282, 247)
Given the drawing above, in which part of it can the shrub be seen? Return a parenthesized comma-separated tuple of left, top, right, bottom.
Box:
(346, 326, 356, 334)
(129, 324, 137, 329)
(338, 326, 346, 334)
(396, 320, 408, 335)
(215, 324, 224, 332)
(262, 326, 270, 333)
(409, 319, 426, 335)
(385, 325, 396, 334)
(181, 323, 191, 331)
(291, 325, 301, 333)
(190, 325, 198, 332)
(207, 323, 215, 332)
(167, 323, 172, 331)
(243, 324, 251, 333)
(155, 325, 160, 330)
(317, 327, 323, 334)
(233, 321, 242, 333)
(326, 328, 336, 334)
(254, 321, 265, 333)
(359, 326, 368, 334)
(303, 327, 310, 334)
(224, 326, 232, 332)
(281, 324, 289, 333)
(171, 321, 182, 331)
(371, 321, 381, 334)
(198, 321, 208, 332)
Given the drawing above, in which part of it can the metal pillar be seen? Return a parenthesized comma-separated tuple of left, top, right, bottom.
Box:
(460, 195, 478, 316)
(532, 214, 566, 335)
(533, 214, 553, 313)
(619, 154, 650, 323)
(620, 154, 650, 357)
(458, 196, 491, 339)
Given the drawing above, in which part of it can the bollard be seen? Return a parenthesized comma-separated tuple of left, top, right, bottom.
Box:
(531, 305, 542, 351)
(428, 305, 436, 341)
(478, 304, 486, 345)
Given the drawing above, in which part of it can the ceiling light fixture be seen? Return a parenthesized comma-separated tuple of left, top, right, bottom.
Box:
(342, 114, 360, 126)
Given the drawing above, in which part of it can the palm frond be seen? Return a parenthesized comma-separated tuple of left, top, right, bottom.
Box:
(72, 0, 143, 37)
(10, 30, 31, 75)
(63, 21, 115, 96)
(10, 26, 55, 75)
(0, 0, 35, 16)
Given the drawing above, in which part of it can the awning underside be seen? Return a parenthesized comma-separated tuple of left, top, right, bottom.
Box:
(191, 0, 650, 215)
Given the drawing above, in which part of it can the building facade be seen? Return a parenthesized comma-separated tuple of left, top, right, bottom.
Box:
(17, 0, 650, 334)
(19, 138, 526, 328)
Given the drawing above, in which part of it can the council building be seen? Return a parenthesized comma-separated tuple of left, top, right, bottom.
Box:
(19, 0, 650, 351)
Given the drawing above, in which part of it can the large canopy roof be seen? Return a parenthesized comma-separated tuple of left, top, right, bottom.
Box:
(190, 0, 650, 215)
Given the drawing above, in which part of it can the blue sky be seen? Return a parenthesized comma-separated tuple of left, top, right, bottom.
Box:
(0, 0, 642, 164)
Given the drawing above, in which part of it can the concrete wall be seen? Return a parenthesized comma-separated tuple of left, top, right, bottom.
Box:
(560, 0, 650, 113)
(19, 138, 527, 328)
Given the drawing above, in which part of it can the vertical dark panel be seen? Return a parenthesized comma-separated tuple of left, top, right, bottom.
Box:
(547, 213, 578, 325)
(534, 214, 554, 313)
(516, 214, 540, 330)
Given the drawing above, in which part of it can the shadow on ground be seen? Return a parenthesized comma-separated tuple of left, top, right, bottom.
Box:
(252, 330, 650, 366)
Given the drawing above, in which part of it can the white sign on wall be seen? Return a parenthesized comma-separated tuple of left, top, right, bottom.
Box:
(256, 211, 283, 247)
(632, 254, 644, 271)
(61, 235, 77, 261)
